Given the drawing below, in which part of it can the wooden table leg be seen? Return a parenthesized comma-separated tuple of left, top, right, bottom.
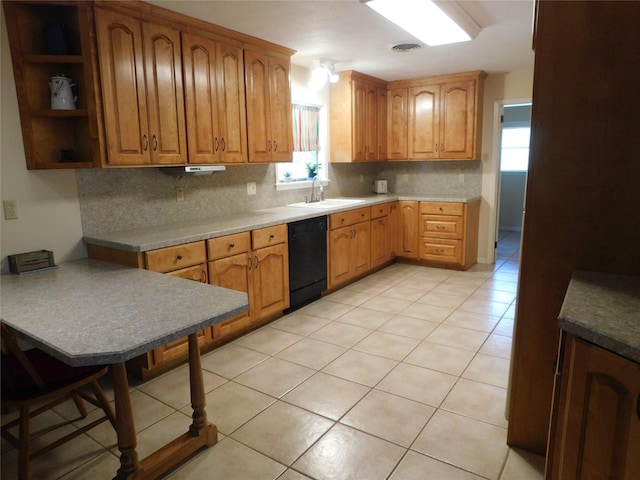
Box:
(112, 362, 139, 480)
(188, 332, 208, 436)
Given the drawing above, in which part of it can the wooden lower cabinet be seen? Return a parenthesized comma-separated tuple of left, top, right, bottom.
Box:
(418, 199, 480, 270)
(143, 242, 211, 374)
(209, 226, 289, 341)
(547, 333, 640, 479)
(370, 203, 391, 268)
(328, 207, 371, 288)
(398, 201, 419, 259)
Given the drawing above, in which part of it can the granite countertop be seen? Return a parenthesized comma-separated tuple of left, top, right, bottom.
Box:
(558, 271, 640, 363)
(83, 194, 481, 252)
(0, 259, 248, 366)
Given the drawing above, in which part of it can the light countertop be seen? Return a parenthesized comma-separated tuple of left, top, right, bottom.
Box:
(83, 194, 481, 252)
(0, 259, 248, 366)
(558, 271, 640, 363)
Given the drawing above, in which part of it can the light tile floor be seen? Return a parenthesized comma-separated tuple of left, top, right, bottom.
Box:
(2, 231, 546, 479)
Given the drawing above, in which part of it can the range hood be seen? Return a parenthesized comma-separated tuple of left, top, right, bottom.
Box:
(159, 165, 226, 176)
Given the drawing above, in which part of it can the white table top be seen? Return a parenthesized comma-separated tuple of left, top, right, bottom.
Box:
(1, 259, 248, 366)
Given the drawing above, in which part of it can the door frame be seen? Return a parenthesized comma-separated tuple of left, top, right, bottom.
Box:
(480, 97, 531, 264)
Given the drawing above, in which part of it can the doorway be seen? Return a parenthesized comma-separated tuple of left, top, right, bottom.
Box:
(495, 103, 531, 265)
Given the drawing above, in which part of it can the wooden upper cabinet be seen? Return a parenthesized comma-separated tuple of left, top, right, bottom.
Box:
(182, 32, 247, 164)
(377, 88, 388, 160)
(440, 79, 476, 159)
(388, 71, 486, 161)
(244, 49, 293, 163)
(408, 84, 440, 159)
(95, 8, 187, 166)
(388, 88, 408, 160)
(330, 71, 387, 163)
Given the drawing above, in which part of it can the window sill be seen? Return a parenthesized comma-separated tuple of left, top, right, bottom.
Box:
(275, 179, 329, 191)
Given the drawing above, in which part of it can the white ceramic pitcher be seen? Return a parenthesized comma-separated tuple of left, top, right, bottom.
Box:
(49, 74, 77, 110)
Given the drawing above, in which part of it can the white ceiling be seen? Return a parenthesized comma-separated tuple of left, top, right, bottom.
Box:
(148, 0, 535, 81)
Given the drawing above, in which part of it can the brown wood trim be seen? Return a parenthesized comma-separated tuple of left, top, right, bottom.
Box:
(387, 70, 487, 89)
(87, 244, 145, 268)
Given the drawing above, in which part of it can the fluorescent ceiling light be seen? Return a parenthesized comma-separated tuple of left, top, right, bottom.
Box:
(364, 0, 481, 46)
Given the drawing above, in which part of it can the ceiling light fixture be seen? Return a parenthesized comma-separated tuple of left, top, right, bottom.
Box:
(362, 0, 481, 47)
(309, 59, 339, 91)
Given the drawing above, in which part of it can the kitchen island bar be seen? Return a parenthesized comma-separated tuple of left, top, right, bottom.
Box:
(1, 259, 248, 479)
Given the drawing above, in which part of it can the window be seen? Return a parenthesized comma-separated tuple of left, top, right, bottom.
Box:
(500, 127, 530, 172)
(276, 104, 327, 186)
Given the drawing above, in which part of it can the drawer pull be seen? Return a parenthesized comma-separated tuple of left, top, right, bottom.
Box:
(247, 253, 252, 271)
(229, 243, 235, 249)
(221, 137, 226, 152)
(254, 255, 259, 268)
(439, 207, 444, 212)
(176, 255, 183, 260)
(270, 234, 275, 239)
(143, 134, 149, 151)
(214, 137, 219, 152)
(435, 249, 444, 254)
(152, 135, 158, 151)
(436, 225, 445, 230)
(341, 218, 345, 223)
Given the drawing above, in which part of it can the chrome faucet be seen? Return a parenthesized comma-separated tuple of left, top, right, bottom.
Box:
(307, 175, 320, 203)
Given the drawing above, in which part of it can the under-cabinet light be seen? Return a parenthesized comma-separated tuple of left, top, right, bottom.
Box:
(362, 0, 481, 46)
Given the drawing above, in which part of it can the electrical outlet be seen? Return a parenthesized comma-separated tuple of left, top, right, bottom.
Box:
(3, 200, 18, 220)
(359, 174, 364, 183)
(459, 173, 465, 183)
(175, 187, 185, 202)
(247, 182, 257, 195)
(403, 174, 409, 183)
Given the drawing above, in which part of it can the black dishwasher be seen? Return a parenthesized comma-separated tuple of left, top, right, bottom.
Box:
(286, 216, 327, 312)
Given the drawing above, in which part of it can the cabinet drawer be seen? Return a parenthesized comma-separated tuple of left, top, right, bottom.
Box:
(419, 238, 463, 264)
(420, 215, 464, 239)
(329, 207, 371, 230)
(145, 241, 207, 273)
(420, 202, 464, 216)
(252, 224, 287, 249)
(370, 203, 390, 219)
(207, 232, 251, 261)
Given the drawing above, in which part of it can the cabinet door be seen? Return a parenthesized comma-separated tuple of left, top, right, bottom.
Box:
(376, 88, 388, 160)
(352, 79, 367, 161)
(217, 42, 248, 163)
(209, 253, 252, 338)
(352, 221, 371, 276)
(388, 88, 408, 160)
(252, 243, 289, 320)
(329, 226, 353, 287)
(268, 56, 293, 162)
(182, 32, 220, 164)
(364, 83, 378, 161)
(398, 201, 419, 258)
(440, 79, 476, 159)
(142, 22, 187, 165)
(388, 202, 399, 258)
(95, 8, 150, 166)
(408, 84, 440, 159)
(551, 336, 640, 480)
(370, 216, 389, 268)
(244, 50, 271, 162)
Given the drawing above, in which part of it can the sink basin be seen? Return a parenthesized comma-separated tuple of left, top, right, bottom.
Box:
(287, 198, 366, 209)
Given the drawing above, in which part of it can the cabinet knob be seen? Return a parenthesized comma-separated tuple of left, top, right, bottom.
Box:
(269, 234, 275, 239)
(176, 255, 183, 260)
(229, 243, 235, 249)
(341, 218, 345, 223)
(439, 207, 444, 212)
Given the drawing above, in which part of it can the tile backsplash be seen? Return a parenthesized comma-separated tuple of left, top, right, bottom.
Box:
(76, 161, 481, 235)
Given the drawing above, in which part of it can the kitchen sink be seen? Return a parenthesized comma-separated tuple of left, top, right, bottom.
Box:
(287, 198, 366, 209)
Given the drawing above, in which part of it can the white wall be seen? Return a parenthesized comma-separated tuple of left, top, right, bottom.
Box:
(478, 68, 534, 263)
(0, 11, 86, 273)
